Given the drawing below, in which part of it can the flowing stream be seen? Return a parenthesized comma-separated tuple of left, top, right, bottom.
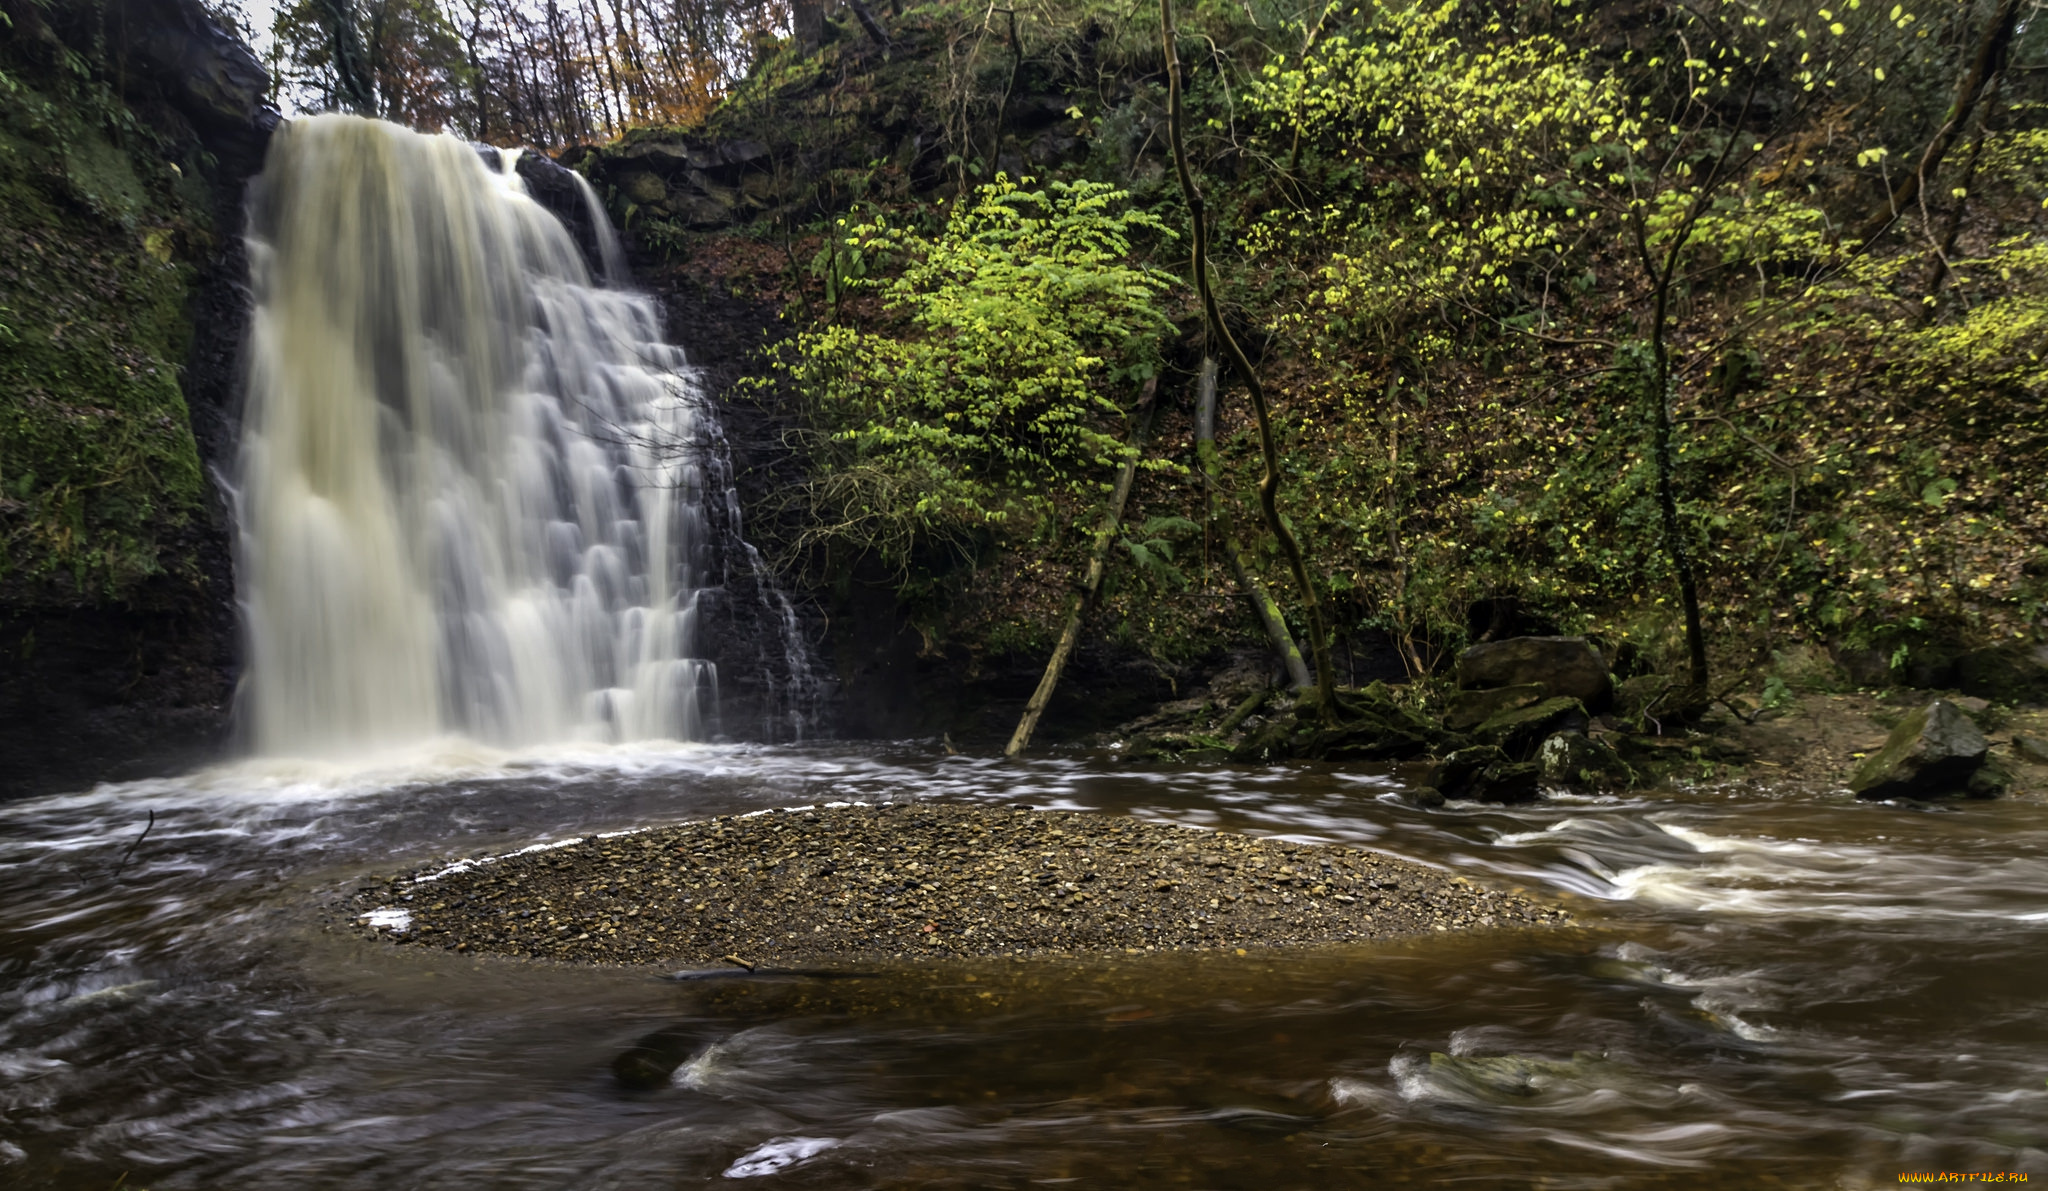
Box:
(1, 749, 2044, 1188)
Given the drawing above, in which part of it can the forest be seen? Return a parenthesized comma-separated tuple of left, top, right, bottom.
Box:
(226, 0, 2048, 720)
(6, 0, 2044, 728)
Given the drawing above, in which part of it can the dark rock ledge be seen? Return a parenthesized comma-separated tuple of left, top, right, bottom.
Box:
(341, 803, 1570, 966)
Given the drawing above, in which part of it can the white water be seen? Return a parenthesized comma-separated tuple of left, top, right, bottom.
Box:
(237, 115, 727, 755)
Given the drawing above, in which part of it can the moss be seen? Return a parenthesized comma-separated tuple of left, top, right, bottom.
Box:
(0, 50, 210, 599)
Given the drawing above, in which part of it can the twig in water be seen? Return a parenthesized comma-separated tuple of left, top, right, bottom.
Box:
(113, 810, 154, 881)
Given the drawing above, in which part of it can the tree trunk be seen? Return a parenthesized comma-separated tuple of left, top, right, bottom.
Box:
(316, 0, 376, 114)
(1159, 0, 1338, 724)
(1853, 0, 2021, 245)
(846, 0, 892, 47)
(791, 0, 824, 50)
(1194, 357, 1311, 690)
(1923, 83, 1998, 310)
(1645, 337, 1709, 704)
(1004, 378, 1159, 758)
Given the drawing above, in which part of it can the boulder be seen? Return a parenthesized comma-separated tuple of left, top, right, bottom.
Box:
(1431, 746, 1540, 803)
(2014, 734, 2048, 766)
(1456, 637, 1612, 707)
(1969, 757, 2015, 799)
(508, 149, 618, 278)
(1474, 697, 1588, 760)
(1849, 700, 1993, 800)
(1536, 731, 1633, 789)
(1444, 683, 1545, 732)
(619, 170, 670, 205)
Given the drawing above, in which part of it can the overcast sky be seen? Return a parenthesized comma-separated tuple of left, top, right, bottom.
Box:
(233, 0, 279, 60)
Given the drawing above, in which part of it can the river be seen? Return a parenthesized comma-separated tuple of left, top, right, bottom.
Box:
(2, 744, 2041, 1188)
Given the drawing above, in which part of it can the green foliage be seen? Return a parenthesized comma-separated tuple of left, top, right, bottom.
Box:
(620, 0, 2045, 672)
(1116, 515, 1199, 592)
(1233, 0, 2046, 664)
(766, 175, 1175, 578)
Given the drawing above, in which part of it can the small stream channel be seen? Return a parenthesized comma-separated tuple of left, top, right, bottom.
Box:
(2, 745, 2043, 1188)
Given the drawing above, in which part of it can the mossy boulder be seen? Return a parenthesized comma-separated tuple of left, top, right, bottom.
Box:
(1444, 683, 1546, 732)
(1455, 637, 1612, 706)
(1849, 699, 1993, 800)
(1536, 731, 1634, 790)
(1473, 697, 1587, 760)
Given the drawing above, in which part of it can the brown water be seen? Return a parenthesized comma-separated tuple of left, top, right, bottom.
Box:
(2, 744, 2043, 1188)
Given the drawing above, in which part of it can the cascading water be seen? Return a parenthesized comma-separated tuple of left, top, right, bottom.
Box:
(235, 114, 814, 755)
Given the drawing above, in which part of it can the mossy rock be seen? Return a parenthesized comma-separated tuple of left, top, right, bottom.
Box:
(1473, 697, 1587, 760)
(1536, 731, 1634, 790)
(1849, 700, 1992, 800)
(0, 43, 212, 596)
(1443, 683, 1545, 732)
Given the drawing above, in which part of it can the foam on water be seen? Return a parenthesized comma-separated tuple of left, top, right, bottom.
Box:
(1606, 817, 2048, 923)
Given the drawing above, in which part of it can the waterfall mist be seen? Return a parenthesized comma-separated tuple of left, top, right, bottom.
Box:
(235, 114, 810, 756)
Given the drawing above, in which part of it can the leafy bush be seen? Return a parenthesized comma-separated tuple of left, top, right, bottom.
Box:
(766, 175, 1174, 579)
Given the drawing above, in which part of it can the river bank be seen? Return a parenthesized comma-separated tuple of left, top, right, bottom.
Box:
(342, 801, 1568, 966)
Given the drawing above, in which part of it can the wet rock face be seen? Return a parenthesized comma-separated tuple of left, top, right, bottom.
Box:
(1850, 700, 1994, 800)
(1455, 637, 1612, 708)
(108, 0, 277, 173)
(575, 134, 779, 229)
(0, 0, 273, 799)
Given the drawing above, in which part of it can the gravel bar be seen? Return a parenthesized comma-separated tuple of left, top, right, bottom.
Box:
(342, 802, 1569, 965)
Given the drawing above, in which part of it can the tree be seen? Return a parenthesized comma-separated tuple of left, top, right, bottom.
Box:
(1161, 0, 1339, 721)
(763, 176, 1176, 584)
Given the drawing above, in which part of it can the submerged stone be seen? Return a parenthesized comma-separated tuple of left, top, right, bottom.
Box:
(1426, 1051, 1613, 1102)
(1432, 746, 1541, 804)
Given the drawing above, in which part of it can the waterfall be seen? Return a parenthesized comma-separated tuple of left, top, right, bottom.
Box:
(235, 114, 813, 756)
